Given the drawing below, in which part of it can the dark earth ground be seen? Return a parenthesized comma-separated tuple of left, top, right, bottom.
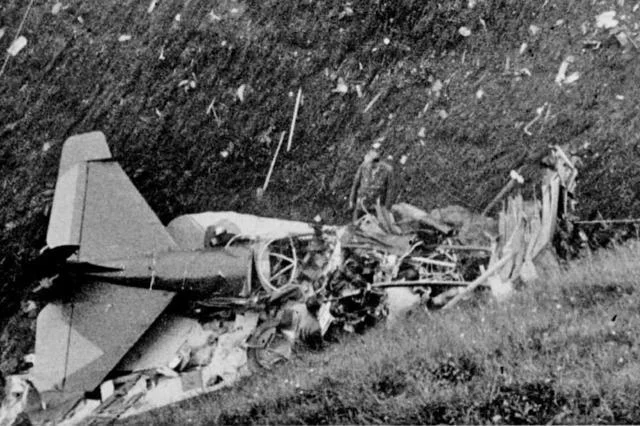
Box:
(1, 0, 640, 420)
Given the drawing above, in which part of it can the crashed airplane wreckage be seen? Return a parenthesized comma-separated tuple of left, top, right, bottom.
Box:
(2, 132, 578, 424)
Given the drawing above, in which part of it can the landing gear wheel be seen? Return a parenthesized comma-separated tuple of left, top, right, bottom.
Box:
(256, 237, 298, 292)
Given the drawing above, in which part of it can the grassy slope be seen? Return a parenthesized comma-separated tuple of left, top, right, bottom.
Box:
(129, 245, 640, 425)
(2, 0, 640, 320)
(0, 0, 640, 416)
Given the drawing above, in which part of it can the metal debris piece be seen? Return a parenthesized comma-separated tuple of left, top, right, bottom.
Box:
(7, 36, 27, 56)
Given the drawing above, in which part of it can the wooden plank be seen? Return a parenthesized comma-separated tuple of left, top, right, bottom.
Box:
(372, 280, 471, 288)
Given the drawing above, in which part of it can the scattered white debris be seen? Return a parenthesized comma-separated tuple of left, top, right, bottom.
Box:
(458, 26, 472, 37)
(613, 30, 631, 48)
(518, 68, 532, 77)
(355, 84, 364, 98)
(581, 22, 590, 35)
(209, 11, 222, 22)
(100, 381, 115, 402)
(51, 2, 62, 15)
(332, 77, 348, 94)
(338, 5, 354, 19)
(616, 94, 625, 100)
(555, 55, 575, 85)
(564, 72, 580, 84)
(468, 0, 477, 8)
(596, 11, 619, 29)
(437, 109, 449, 120)
(430, 79, 443, 97)
(583, 39, 602, 49)
(0, 376, 31, 425)
(509, 170, 525, 184)
(372, 141, 382, 150)
(489, 276, 513, 302)
(220, 150, 229, 159)
(236, 84, 247, 102)
(118, 34, 132, 42)
(174, 13, 181, 22)
(42, 142, 51, 152)
(7, 36, 27, 57)
(554, 19, 565, 27)
(476, 88, 485, 100)
(178, 79, 196, 92)
(4, 221, 17, 231)
(524, 103, 549, 135)
(399, 155, 408, 165)
(22, 300, 37, 313)
(383, 37, 391, 45)
(519, 42, 528, 55)
(529, 24, 541, 36)
(77, 16, 84, 24)
(148, 0, 159, 14)
(159, 46, 165, 60)
(418, 127, 426, 138)
(479, 17, 487, 32)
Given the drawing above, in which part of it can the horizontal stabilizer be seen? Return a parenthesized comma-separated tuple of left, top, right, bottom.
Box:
(31, 282, 174, 398)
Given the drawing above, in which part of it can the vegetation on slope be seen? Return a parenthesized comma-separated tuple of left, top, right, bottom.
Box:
(2, 0, 640, 319)
(129, 244, 640, 425)
(1, 0, 640, 409)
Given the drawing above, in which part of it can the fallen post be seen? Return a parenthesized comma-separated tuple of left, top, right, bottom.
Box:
(372, 279, 471, 288)
(406, 257, 457, 268)
(423, 244, 492, 252)
(575, 219, 640, 225)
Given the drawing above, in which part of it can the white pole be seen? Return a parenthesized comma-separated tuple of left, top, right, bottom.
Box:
(263, 131, 286, 192)
(286, 88, 302, 152)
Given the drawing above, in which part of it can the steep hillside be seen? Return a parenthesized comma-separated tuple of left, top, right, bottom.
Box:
(1, 0, 640, 359)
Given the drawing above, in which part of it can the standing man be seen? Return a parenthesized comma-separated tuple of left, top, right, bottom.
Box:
(349, 143, 395, 222)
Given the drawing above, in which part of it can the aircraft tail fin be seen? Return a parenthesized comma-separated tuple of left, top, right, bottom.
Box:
(57, 132, 112, 178)
(46, 132, 111, 250)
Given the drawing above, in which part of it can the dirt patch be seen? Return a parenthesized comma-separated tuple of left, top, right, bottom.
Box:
(431, 354, 481, 385)
(478, 382, 567, 424)
(562, 283, 635, 310)
(372, 368, 408, 398)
